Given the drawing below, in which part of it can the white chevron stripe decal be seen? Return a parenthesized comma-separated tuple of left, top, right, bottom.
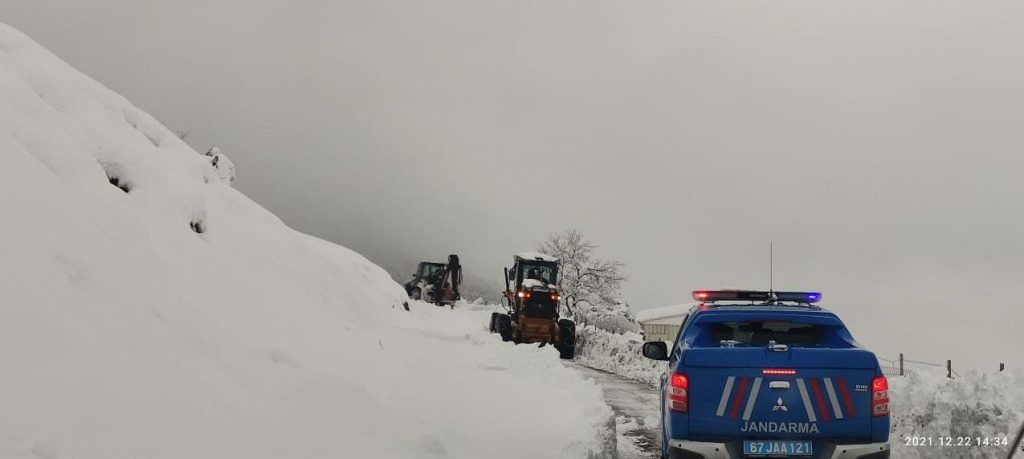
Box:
(796, 378, 817, 422)
(716, 376, 735, 417)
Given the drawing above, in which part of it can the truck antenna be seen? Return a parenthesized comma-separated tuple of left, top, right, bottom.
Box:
(769, 242, 774, 294)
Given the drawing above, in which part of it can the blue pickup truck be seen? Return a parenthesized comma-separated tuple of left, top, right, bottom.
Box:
(642, 290, 890, 459)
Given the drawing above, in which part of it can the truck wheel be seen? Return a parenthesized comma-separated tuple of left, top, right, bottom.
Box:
(494, 314, 513, 342)
(410, 288, 421, 300)
(557, 319, 576, 360)
(488, 312, 499, 332)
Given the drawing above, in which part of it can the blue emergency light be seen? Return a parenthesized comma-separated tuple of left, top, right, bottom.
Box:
(692, 290, 822, 304)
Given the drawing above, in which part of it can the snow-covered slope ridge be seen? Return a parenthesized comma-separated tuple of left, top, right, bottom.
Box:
(0, 23, 612, 459)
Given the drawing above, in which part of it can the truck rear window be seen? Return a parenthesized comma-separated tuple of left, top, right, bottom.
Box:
(702, 320, 826, 347)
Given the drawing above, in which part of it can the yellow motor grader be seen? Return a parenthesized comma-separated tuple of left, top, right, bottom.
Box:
(489, 252, 575, 359)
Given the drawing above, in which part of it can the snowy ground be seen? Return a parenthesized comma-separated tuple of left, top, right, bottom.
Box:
(888, 367, 1024, 458)
(0, 22, 614, 459)
(369, 302, 618, 458)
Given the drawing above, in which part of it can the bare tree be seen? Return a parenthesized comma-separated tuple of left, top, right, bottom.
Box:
(536, 229, 626, 321)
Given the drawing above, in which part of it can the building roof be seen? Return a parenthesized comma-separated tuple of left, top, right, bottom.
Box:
(635, 303, 690, 323)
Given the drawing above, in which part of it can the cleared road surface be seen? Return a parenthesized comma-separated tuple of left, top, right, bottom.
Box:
(571, 364, 662, 459)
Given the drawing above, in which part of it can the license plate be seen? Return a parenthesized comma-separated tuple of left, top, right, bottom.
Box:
(743, 440, 813, 456)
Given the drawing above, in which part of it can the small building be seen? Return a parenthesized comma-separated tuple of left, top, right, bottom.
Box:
(635, 303, 689, 342)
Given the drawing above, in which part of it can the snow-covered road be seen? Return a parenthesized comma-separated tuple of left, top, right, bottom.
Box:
(571, 364, 661, 459)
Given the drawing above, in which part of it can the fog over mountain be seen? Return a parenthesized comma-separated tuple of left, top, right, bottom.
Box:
(4, 0, 1022, 369)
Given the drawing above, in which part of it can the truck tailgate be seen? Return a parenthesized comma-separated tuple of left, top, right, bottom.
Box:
(684, 348, 876, 442)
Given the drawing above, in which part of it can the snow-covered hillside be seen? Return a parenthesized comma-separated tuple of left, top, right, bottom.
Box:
(0, 22, 612, 458)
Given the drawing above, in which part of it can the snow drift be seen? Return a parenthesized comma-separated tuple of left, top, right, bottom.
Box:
(889, 368, 1023, 458)
(575, 326, 664, 387)
(574, 300, 641, 335)
(0, 22, 612, 459)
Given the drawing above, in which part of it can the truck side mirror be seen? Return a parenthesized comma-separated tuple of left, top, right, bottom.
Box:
(642, 341, 669, 361)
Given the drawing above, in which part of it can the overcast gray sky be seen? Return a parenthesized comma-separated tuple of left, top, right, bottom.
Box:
(3, 0, 1022, 369)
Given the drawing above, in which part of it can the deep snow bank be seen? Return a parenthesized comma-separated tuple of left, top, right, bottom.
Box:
(575, 326, 664, 387)
(889, 368, 1023, 458)
(574, 300, 641, 335)
(0, 22, 611, 458)
(391, 303, 617, 458)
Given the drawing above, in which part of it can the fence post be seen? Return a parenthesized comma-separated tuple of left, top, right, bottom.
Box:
(899, 353, 904, 376)
(1000, 363, 1005, 372)
(946, 360, 952, 379)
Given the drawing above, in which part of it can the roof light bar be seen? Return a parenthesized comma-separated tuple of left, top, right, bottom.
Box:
(691, 290, 822, 304)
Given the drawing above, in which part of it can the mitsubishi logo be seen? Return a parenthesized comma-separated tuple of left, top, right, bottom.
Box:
(772, 397, 788, 412)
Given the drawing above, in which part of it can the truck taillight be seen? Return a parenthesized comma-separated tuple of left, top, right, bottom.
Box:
(517, 291, 531, 299)
(871, 376, 889, 417)
(668, 373, 688, 412)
